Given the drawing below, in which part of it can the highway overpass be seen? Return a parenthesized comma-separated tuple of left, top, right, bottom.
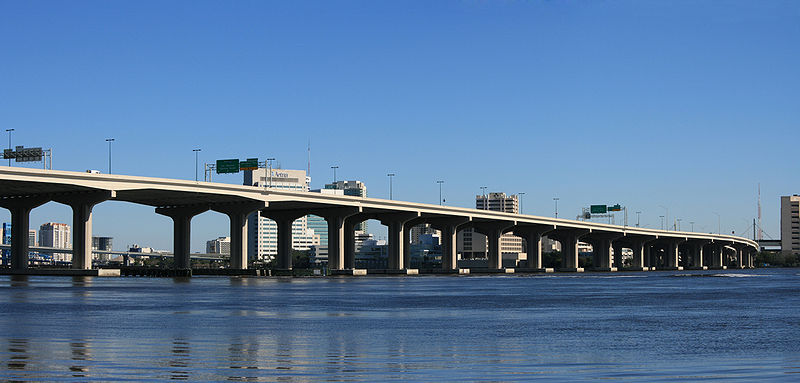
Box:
(0, 166, 758, 273)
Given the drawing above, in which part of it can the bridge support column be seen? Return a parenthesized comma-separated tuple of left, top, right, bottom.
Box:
(684, 242, 708, 270)
(514, 225, 551, 270)
(260, 210, 308, 271)
(343, 219, 357, 269)
(473, 221, 515, 270)
(212, 202, 266, 270)
(549, 229, 587, 272)
(156, 205, 209, 270)
(55, 192, 114, 270)
(612, 243, 623, 269)
(326, 216, 347, 270)
(380, 213, 418, 271)
(710, 243, 724, 269)
(0, 196, 50, 270)
(663, 241, 683, 270)
(428, 217, 470, 271)
(628, 240, 650, 271)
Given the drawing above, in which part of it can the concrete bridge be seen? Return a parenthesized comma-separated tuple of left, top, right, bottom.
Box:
(0, 166, 758, 273)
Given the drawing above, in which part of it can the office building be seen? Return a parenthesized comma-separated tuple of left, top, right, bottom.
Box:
(39, 222, 71, 262)
(781, 195, 800, 255)
(28, 230, 36, 247)
(244, 168, 320, 261)
(92, 236, 113, 251)
(206, 236, 231, 254)
(410, 223, 440, 245)
(458, 193, 523, 263)
(325, 180, 368, 232)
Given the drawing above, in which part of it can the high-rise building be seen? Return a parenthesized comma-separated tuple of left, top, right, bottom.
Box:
(325, 180, 368, 232)
(410, 223, 440, 245)
(458, 193, 523, 263)
(28, 230, 37, 247)
(781, 195, 800, 255)
(92, 236, 113, 251)
(39, 222, 71, 262)
(206, 236, 231, 254)
(244, 168, 320, 261)
(2, 223, 11, 261)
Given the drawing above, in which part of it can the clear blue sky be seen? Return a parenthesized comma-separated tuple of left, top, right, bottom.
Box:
(1, 1, 798, 251)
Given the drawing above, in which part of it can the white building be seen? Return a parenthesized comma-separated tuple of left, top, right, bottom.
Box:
(324, 180, 368, 232)
(244, 168, 320, 262)
(39, 222, 71, 262)
(206, 236, 231, 254)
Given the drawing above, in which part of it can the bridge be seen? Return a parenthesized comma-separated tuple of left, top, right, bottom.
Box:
(0, 166, 758, 274)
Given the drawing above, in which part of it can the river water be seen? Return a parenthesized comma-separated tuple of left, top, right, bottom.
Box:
(1, 268, 799, 381)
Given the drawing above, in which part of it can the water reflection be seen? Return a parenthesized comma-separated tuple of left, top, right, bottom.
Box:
(7, 338, 28, 371)
(169, 338, 191, 380)
(227, 336, 260, 381)
(69, 340, 90, 377)
(72, 276, 92, 298)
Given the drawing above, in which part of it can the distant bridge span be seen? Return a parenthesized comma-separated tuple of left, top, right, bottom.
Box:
(0, 166, 757, 272)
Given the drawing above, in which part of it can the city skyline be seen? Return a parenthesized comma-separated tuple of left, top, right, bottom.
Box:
(1, 1, 798, 251)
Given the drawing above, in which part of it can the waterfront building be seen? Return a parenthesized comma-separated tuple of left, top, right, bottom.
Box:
(458, 193, 523, 265)
(92, 236, 113, 251)
(781, 195, 800, 255)
(39, 222, 71, 262)
(206, 236, 231, 254)
(410, 223, 440, 245)
(244, 168, 320, 262)
(28, 229, 36, 247)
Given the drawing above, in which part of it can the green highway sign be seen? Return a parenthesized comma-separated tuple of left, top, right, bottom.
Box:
(239, 158, 259, 171)
(590, 205, 607, 214)
(216, 159, 240, 174)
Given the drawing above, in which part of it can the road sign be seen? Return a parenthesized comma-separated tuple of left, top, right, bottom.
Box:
(239, 158, 259, 171)
(590, 205, 607, 214)
(608, 204, 622, 212)
(4, 146, 43, 162)
(216, 159, 240, 174)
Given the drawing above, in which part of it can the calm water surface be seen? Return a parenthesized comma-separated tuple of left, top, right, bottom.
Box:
(1, 268, 799, 381)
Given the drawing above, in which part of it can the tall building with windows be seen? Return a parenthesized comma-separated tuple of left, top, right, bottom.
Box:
(244, 168, 320, 261)
(324, 180, 368, 232)
(458, 193, 523, 262)
(39, 222, 71, 262)
(28, 230, 37, 247)
(2, 223, 11, 261)
(206, 236, 231, 254)
(781, 195, 800, 255)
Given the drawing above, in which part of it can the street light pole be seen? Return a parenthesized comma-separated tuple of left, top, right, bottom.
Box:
(267, 158, 276, 188)
(518, 192, 526, 214)
(193, 149, 201, 181)
(659, 215, 665, 230)
(636, 211, 641, 227)
(713, 212, 721, 235)
(6, 129, 14, 167)
(331, 165, 338, 184)
(553, 197, 560, 218)
(387, 173, 396, 200)
(677, 218, 682, 231)
(659, 205, 669, 231)
(436, 180, 444, 205)
(105, 138, 115, 174)
(690, 221, 695, 232)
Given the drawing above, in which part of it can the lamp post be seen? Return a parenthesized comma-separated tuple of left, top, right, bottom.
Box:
(712, 212, 721, 235)
(636, 211, 641, 227)
(331, 165, 339, 184)
(690, 221, 695, 232)
(553, 197, 560, 218)
(677, 218, 682, 231)
(193, 148, 201, 181)
(267, 158, 276, 188)
(105, 138, 115, 174)
(436, 180, 444, 205)
(659, 205, 669, 231)
(387, 173, 396, 200)
(6, 129, 14, 167)
(659, 215, 665, 230)
(518, 192, 526, 214)
(480, 186, 488, 210)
